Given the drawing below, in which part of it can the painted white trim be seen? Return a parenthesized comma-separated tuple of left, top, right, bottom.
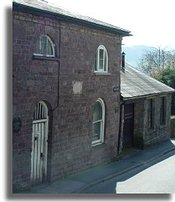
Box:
(33, 119, 48, 124)
(94, 72, 111, 76)
(33, 53, 55, 58)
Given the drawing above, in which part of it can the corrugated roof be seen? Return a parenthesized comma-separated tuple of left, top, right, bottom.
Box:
(13, 0, 131, 36)
(121, 64, 175, 100)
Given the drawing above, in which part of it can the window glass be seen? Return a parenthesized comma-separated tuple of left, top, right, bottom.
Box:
(34, 35, 55, 57)
(93, 101, 102, 121)
(99, 49, 104, 69)
(92, 122, 101, 142)
(95, 45, 108, 72)
(104, 53, 107, 71)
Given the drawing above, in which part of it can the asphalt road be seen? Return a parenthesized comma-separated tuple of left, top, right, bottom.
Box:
(82, 151, 175, 194)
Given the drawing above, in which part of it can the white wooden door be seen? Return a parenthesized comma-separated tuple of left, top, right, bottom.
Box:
(31, 102, 49, 184)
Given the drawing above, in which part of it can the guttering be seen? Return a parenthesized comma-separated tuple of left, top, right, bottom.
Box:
(122, 91, 175, 101)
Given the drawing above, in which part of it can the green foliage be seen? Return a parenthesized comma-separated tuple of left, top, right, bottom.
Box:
(154, 68, 175, 115)
(154, 68, 175, 88)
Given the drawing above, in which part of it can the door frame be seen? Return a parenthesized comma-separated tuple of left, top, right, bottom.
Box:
(122, 103, 134, 149)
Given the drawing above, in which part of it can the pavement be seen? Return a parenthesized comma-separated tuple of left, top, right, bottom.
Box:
(24, 139, 175, 194)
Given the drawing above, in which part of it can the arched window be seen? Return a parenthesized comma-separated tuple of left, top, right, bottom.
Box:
(92, 98, 105, 146)
(34, 35, 55, 57)
(95, 45, 108, 72)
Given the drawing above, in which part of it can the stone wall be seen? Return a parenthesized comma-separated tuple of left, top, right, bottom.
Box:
(131, 94, 172, 148)
(143, 94, 172, 146)
(13, 10, 122, 191)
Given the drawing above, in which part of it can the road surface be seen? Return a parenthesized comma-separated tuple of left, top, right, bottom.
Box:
(82, 151, 175, 194)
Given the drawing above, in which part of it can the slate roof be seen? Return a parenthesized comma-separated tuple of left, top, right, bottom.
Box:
(13, 0, 131, 36)
(121, 64, 175, 100)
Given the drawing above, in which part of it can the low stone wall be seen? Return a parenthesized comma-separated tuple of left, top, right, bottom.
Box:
(171, 116, 175, 139)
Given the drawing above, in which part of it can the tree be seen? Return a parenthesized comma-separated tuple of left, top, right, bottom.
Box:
(154, 68, 175, 115)
(154, 68, 175, 88)
(138, 48, 175, 115)
(138, 47, 175, 77)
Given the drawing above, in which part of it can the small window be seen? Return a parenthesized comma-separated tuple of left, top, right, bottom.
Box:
(34, 35, 55, 57)
(92, 98, 105, 146)
(147, 99, 154, 129)
(95, 45, 108, 72)
(160, 97, 166, 125)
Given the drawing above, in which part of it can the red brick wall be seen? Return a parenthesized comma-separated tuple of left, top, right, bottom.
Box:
(13, 10, 122, 191)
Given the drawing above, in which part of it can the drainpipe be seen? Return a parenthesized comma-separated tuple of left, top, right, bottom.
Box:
(118, 97, 125, 155)
(53, 21, 61, 111)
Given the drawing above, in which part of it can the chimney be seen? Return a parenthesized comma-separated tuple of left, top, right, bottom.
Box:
(121, 52, 125, 72)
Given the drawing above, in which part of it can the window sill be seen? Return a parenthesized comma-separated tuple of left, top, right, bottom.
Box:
(91, 141, 104, 147)
(94, 72, 111, 76)
(32, 54, 60, 61)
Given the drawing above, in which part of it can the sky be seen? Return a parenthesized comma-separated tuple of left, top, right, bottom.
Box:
(48, 0, 175, 49)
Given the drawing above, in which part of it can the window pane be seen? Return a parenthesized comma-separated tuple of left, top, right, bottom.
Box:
(46, 39, 53, 55)
(93, 102, 102, 121)
(95, 52, 97, 71)
(34, 35, 54, 56)
(99, 49, 104, 60)
(92, 121, 101, 141)
(99, 49, 104, 69)
(99, 59, 103, 69)
(41, 36, 47, 54)
(104, 52, 107, 71)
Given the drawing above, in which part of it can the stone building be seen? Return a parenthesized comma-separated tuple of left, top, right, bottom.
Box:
(13, 0, 131, 191)
(120, 64, 175, 150)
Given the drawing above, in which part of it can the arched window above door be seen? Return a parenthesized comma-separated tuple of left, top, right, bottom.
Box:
(34, 35, 55, 57)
